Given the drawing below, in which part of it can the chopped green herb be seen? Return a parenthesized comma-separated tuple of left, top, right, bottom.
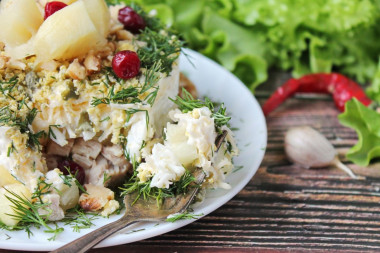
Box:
(7, 141, 17, 157)
(100, 116, 110, 122)
(0, 106, 46, 151)
(170, 88, 231, 128)
(233, 166, 244, 173)
(63, 206, 99, 233)
(166, 211, 203, 222)
(0, 76, 18, 100)
(120, 170, 196, 207)
(3, 188, 64, 241)
(137, 28, 182, 75)
(103, 172, 111, 185)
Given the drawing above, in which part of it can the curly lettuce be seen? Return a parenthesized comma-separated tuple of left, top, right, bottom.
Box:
(110, 0, 380, 94)
(338, 99, 380, 166)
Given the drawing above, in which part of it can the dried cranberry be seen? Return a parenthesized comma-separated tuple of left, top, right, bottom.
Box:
(118, 6, 146, 33)
(44, 1, 67, 20)
(58, 160, 85, 185)
(112, 50, 140, 79)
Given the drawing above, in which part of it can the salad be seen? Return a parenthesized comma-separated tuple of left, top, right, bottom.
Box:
(0, 0, 238, 239)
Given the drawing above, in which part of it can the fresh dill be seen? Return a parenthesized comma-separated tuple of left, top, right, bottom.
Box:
(166, 211, 203, 223)
(103, 172, 111, 185)
(137, 28, 183, 75)
(91, 85, 141, 107)
(91, 61, 162, 108)
(7, 141, 17, 157)
(0, 106, 46, 151)
(120, 170, 196, 207)
(0, 76, 18, 99)
(60, 166, 87, 194)
(170, 88, 231, 128)
(63, 206, 99, 233)
(32, 177, 52, 203)
(100, 116, 110, 122)
(3, 188, 64, 241)
(233, 166, 244, 173)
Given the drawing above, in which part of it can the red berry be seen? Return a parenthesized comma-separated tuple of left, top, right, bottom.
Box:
(118, 6, 146, 33)
(44, 1, 67, 20)
(58, 160, 85, 185)
(112, 50, 140, 79)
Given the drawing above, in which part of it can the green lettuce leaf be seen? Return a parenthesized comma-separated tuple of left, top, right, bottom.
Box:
(338, 99, 380, 166)
(108, 0, 380, 94)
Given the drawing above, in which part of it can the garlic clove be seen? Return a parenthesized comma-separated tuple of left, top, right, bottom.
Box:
(285, 126, 335, 168)
(284, 126, 357, 179)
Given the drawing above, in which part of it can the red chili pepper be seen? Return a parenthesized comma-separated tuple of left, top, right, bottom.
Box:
(262, 73, 372, 116)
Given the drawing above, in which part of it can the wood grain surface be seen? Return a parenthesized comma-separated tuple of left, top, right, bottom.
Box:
(2, 91, 379, 253)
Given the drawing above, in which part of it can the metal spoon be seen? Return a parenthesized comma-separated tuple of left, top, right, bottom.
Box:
(51, 132, 227, 253)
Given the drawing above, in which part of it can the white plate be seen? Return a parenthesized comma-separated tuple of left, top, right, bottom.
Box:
(0, 48, 267, 251)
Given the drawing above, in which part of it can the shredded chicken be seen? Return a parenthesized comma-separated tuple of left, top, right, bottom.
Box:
(87, 155, 109, 186)
(101, 145, 129, 167)
(46, 139, 74, 157)
(72, 153, 93, 170)
(72, 138, 102, 160)
(44, 154, 63, 170)
(38, 193, 65, 221)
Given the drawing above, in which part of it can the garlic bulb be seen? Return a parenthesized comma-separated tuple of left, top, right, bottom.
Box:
(284, 126, 357, 178)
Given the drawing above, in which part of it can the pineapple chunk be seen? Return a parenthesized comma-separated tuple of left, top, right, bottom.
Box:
(166, 124, 198, 167)
(0, 165, 19, 187)
(0, 184, 32, 226)
(34, 0, 106, 62)
(0, 0, 43, 46)
(82, 0, 110, 37)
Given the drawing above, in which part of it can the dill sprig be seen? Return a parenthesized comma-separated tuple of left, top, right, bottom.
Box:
(63, 206, 99, 233)
(0, 106, 46, 151)
(166, 211, 203, 223)
(170, 88, 231, 128)
(137, 28, 183, 75)
(120, 169, 196, 206)
(0, 76, 18, 100)
(3, 188, 64, 241)
(32, 177, 53, 204)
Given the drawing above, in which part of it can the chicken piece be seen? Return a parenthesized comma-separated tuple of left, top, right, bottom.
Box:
(104, 164, 130, 187)
(46, 139, 74, 157)
(43, 154, 63, 170)
(79, 184, 114, 212)
(72, 153, 93, 170)
(72, 138, 102, 160)
(87, 155, 109, 186)
(179, 73, 198, 98)
(38, 193, 65, 221)
(101, 144, 129, 167)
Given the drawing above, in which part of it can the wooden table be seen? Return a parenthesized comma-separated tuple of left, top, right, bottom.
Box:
(3, 80, 380, 253)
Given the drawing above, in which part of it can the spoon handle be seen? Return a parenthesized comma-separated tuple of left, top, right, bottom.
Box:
(51, 217, 137, 253)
